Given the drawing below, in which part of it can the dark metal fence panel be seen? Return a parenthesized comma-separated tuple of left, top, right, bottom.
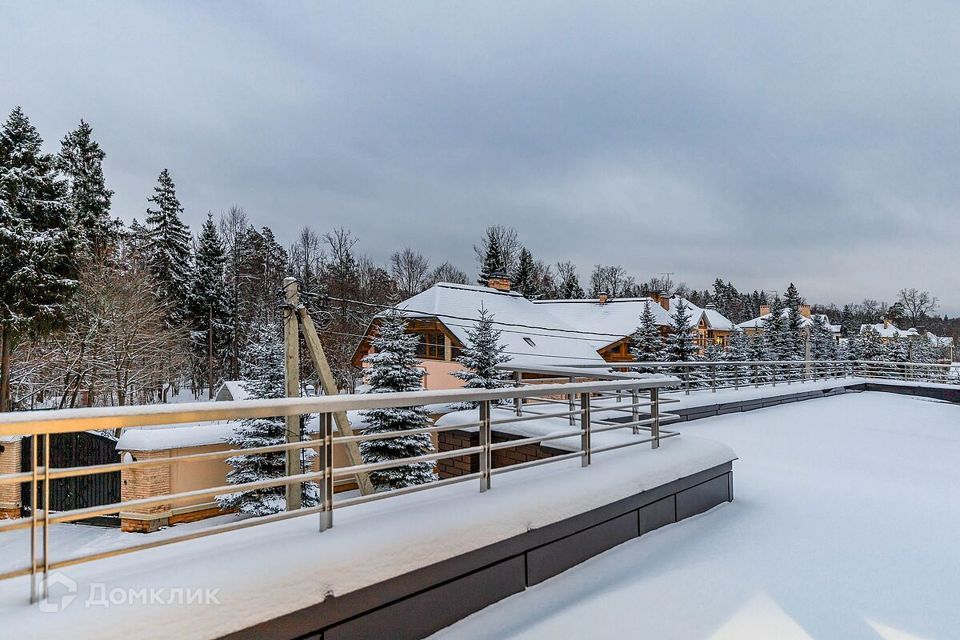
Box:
(20, 432, 120, 516)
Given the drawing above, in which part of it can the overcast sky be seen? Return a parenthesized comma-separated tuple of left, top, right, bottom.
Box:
(4, 1, 960, 312)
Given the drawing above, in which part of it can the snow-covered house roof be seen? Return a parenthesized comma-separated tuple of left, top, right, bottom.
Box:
(214, 381, 251, 402)
(739, 309, 841, 334)
(860, 322, 918, 339)
(926, 332, 954, 347)
(372, 282, 606, 367)
(534, 296, 736, 348)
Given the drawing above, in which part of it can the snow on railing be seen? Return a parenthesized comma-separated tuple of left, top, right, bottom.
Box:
(0, 377, 680, 605)
(503, 360, 960, 395)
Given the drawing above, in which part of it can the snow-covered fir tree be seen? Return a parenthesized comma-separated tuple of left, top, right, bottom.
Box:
(512, 247, 538, 298)
(861, 327, 885, 360)
(217, 322, 319, 516)
(762, 296, 790, 361)
(57, 120, 116, 259)
(453, 307, 511, 407)
(784, 305, 805, 360)
(665, 299, 699, 362)
(0, 107, 78, 411)
(145, 168, 192, 324)
(477, 229, 506, 285)
(360, 310, 435, 491)
(187, 213, 231, 395)
(630, 301, 666, 370)
(746, 330, 769, 384)
(723, 328, 749, 384)
(884, 333, 909, 363)
(843, 332, 864, 362)
(809, 314, 837, 361)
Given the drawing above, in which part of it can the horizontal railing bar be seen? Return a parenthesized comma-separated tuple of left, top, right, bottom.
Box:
(489, 409, 581, 425)
(46, 504, 327, 576)
(334, 421, 482, 444)
(590, 431, 681, 454)
(0, 379, 675, 437)
(332, 446, 484, 478)
(489, 451, 583, 475)
(487, 429, 585, 452)
(334, 473, 481, 509)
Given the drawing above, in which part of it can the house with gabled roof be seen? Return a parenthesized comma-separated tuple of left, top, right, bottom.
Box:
(738, 304, 842, 342)
(534, 293, 736, 361)
(350, 279, 607, 388)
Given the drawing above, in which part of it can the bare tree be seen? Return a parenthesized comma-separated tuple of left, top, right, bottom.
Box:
(390, 247, 431, 299)
(473, 225, 521, 279)
(898, 288, 938, 328)
(428, 261, 469, 286)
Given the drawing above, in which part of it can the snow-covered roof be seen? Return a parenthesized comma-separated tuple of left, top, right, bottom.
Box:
(385, 283, 606, 366)
(739, 309, 840, 334)
(214, 381, 251, 402)
(860, 322, 918, 339)
(927, 332, 954, 347)
(116, 412, 368, 451)
(533, 296, 735, 348)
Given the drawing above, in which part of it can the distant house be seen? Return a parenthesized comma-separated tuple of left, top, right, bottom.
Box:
(738, 305, 842, 342)
(534, 293, 736, 361)
(860, 320, 955, 362)
(350, 279, 607, 388)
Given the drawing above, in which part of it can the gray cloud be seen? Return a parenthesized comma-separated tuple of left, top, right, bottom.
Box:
(4, 1, 960, 311)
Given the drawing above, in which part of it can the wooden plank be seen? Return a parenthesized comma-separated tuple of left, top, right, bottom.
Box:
(282, 278, 302, 511)
(295, 306, 375, 496)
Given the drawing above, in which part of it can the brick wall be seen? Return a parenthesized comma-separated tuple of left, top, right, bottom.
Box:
(0, 439, 21, 519)
(437, 430, 565, 479)
(120, 450, 172, 533)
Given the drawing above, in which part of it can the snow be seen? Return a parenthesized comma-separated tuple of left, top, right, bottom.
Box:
(116, 411, 370, 451)
(0, 433, 735, 640)
(739, 309, 841, 334)
(431, 392, 960, 640)
(387, 282, 607, 366)
(860, 322, 918, 339)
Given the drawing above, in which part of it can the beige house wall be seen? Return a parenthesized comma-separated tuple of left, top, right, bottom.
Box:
(0, 439, 22, 519)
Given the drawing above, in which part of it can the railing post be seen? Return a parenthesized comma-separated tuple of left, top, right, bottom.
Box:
(684, 367, 691, 395)
(319, 412, 333, 531)
(479, 400, 491, 492)
(513, 370, 522, 416)
(568, 376, 576, 426)
(580, 392, 591, 467)
(650, 388, 660, 449)
(42, 434, 49, 599)
(282, 277, 302, 512)
(631, 389, 639, 435)
(29, 434, 38, 604)
(711, 363, 717, 392)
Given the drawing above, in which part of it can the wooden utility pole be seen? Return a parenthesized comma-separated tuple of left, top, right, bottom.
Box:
(282, 278, 302, 511)
(296, 305, 375, 496)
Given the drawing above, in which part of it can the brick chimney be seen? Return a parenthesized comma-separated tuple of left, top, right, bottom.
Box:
(598, 291, 608, 305)
(883, 317, 890, 329)
(655, 292, 670, 311)
(487, 272, 511, 292)
(800, 304, 811, 318)
(760, 305, 771, 317)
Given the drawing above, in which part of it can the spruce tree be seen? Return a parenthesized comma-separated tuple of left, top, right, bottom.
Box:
(665, 299, 698, 362)
(453, 307, 511, 405)
(145, 169, 192, 324)
(360, 311, 435, 491)
(763, 296, 789, 361)
(187, 213, 230, 395)
(57, 120, 116, 258)
(809, 315, 837, 361)
(0, 107, 78, 411)
(723, 328, 749, 384)
(218, 322, 318, 515)
(785, 305, 805, 360)
(746, 332, 769, 384)
(477, 229, 506, 285)
(630, 301, 665, 370)
(512, 247, 538, 298)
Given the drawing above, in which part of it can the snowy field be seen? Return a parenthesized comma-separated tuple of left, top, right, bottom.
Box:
(432, 391, 960, 640)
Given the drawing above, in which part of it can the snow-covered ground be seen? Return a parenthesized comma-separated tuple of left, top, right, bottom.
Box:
(432, 392, 960, 640)
(0, 429, 734, 639)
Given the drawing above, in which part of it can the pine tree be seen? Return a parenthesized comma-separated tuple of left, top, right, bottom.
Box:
(512, 247, 538, 298)
(746, 332, 769, 384)
(453, 307, 511, 406)
(360, 311, 435, 491)
(723, 328, 749, 384)
(784, 282, 802, 310)
(0, 107, 78, 411)
(785, 305, 805, 360)
(861, 327, 885, 360)
(57, 120, 116, 258)
(630, 301, 665, 369)
(187, 213, 231, 396)
(218, 322, 318, 516)
(763, 296, 789, 361)
(477, 229, 506, 285)
(145, 169, 192, 324)
(665, 299, 698, 362)
(809, 315, 837, 361)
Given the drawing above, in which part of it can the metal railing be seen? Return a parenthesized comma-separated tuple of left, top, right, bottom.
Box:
(517, 359, 960, 394)
(0, 377, 680, 605)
